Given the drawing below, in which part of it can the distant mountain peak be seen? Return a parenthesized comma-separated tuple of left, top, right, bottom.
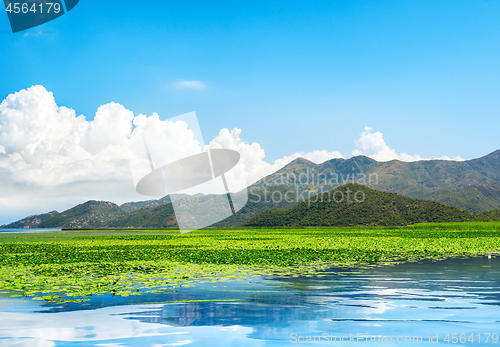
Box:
(287, 157, 317, 166)
(344, 155, 378, 165)
(483, 149, 500, 159)
(1, 210, 59, 229)
(38, 200, 127, 229)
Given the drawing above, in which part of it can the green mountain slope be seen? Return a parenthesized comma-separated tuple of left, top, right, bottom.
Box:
(419, 182, 500, 213)
(38, 201, 127, 228)
(106, 186, 299, 228)
(119, 198, 165, 212)
(107, 203, 178, 228)
(243, 184, 477, 227)
(250, 150, 500, 212)
(212, 186, 300, 227)
(477, 209, 500, 221)
(119, 194, 201, 212)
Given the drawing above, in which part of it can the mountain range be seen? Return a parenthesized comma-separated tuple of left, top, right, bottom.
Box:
(250, 149, 500, 212)
(2, 150, 500, 229)
(243, 183, 495, 227)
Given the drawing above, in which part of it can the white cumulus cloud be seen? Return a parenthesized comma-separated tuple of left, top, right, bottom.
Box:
(207, 128, 344, 185)
(0, 86, 132, 187)
(352, 126, 464, 162)
(352, 127, 423, 162)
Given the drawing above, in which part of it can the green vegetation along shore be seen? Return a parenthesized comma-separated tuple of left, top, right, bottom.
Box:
(1, 223, 500, 303)
(243, 184, 500, 227)
(5, 184, 500, 230)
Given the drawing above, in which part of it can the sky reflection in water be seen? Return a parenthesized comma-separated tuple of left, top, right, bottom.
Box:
(0, 257, 499, 346)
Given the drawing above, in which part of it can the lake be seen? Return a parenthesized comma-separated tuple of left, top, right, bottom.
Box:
(0, 228, 62, 233)
(0, 256, 499, 346)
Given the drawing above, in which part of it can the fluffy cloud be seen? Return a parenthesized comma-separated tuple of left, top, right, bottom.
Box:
(352, 126, 464, 162)
(0, 86, 137, 188)
(129, 112, 203, 188)
(0, 86, 142, 221)
(207, 128, 344, 185)
(352, 127, 423, 162)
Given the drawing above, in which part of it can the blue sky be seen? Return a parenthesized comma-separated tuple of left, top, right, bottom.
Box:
(1, 0, 499, 161)
(0, 1, 500, 222)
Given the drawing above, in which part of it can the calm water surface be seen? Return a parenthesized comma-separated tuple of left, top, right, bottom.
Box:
(0, 228, 61, 233)
(0, 257, 499, 346)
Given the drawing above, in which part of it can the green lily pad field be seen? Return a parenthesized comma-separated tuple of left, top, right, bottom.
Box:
(1, 224, 500, 303)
